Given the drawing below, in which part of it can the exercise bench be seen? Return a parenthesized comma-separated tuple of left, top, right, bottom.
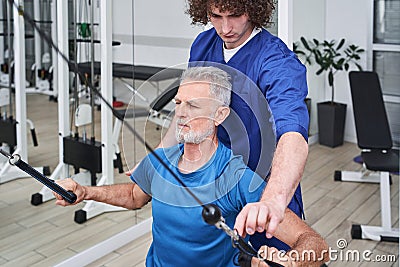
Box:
(70, 62, 183, 102)
(336, 71, 399, 242)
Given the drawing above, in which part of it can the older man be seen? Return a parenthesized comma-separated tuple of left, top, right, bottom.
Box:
(54, 67, 327, 267)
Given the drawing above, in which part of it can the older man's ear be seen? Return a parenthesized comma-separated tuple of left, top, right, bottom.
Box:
(214, 106, 230, 126)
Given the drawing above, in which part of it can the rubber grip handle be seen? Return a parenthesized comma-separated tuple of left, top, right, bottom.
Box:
(14, 159, 77, 203)
(30, 128, 38, 146)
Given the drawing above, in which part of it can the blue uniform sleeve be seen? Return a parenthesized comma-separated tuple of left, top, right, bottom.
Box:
(260, 48, 309, 141)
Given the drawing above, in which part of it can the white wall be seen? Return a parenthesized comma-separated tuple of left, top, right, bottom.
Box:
(325, 0, 370, 143)
(293, 0, 326, 136)
(293, 0, 370, 143)
(112, 0, 202, 67)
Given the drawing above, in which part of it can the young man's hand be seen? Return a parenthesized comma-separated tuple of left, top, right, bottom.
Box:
(234, 198, 286, 238)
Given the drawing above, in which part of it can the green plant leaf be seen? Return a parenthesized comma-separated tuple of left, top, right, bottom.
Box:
(328, 71, 334, 87)
(333, 63, 343, 70)
(316, 68, 324, 75)
(332, 64, 339, 70)
(355, 63, 363, 71)
(336, 39, 345, 50)
(315, 50, 323, 59)
(349, 44, 356, 50)
(337, 58, 345, 65)
(300, 37, 311, 51)
(294, 37, 365, 86)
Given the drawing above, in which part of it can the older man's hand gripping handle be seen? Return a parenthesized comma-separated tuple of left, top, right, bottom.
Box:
(12, 156, 77, 204)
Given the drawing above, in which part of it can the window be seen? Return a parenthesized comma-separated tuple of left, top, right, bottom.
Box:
(373, 0, 400, 148)
(374, 0, 400, 45)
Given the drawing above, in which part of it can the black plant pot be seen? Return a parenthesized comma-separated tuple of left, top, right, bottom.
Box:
(317, 101, 347, 148)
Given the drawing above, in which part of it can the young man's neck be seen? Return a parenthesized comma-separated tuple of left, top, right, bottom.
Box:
(224, 26, 255, 49)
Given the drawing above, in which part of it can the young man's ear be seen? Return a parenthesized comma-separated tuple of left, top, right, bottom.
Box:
(214, 106, 230, 126)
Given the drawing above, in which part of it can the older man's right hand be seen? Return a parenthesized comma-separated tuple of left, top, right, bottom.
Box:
(53, 178, 85, 206)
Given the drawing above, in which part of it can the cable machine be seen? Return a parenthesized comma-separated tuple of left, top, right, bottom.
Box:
(26, 0, 56, 99)
(0, 2, 5, 70)
(0, 0, 46, 184)
(0, 0, 13, 87)
(73, 0, 123, 223)
(31, 0, 123, 224)
(0, 1, 32, 88)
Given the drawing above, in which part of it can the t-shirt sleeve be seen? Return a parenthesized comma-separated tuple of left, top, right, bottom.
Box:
(260, 49, 309, 141)
(227, 167, 266, 213)
(130, 155, 154, 196)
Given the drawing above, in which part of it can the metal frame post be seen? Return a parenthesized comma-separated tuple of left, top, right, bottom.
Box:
(13, 0, 28, 161)
(33, 0, 41, 78)
(278, 0, 293, 49)
(75, 0, 125, 223)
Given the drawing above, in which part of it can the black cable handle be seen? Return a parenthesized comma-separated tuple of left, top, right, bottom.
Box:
(0, 149, 77, 204)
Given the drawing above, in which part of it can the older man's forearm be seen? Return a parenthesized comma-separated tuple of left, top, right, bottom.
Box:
(83, 183, 148, 210)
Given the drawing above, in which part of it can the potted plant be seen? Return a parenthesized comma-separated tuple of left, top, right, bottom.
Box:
(294, 37, 365, 147)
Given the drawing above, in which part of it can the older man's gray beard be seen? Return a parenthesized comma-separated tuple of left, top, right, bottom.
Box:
(175, 119, 215, 144)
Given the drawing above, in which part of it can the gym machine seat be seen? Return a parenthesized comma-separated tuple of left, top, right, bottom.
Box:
(340, 71, 399, 242)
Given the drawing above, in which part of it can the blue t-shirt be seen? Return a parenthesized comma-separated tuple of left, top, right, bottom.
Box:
(189, 28, 309, 178)
(131, 142, 265, 267)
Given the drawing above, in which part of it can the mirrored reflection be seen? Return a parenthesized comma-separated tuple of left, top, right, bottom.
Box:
(374, 0, 400, 44)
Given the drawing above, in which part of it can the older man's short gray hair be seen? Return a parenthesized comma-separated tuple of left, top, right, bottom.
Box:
(180, 66, 231, 106)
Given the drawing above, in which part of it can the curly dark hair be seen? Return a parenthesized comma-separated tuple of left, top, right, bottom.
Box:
(186, 0, 276, 28)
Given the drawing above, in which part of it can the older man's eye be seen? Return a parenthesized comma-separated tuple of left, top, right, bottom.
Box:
(187, 102, 200, 109)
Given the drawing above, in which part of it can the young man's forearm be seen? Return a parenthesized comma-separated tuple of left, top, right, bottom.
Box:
(261, 132, 308, 205)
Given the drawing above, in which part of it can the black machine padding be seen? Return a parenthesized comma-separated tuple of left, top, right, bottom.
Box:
(349, 71, 399, 174)
(349, 71, 392, 149)
(70, 62, 183, 81)
(150, 80, 179, 112)
(361, 149, 399, 173)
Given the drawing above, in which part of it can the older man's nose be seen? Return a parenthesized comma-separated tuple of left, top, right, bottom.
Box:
(175, 102, 188, 118)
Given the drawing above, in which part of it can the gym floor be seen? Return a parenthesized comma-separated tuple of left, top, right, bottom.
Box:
(0, 93, 398, 266)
